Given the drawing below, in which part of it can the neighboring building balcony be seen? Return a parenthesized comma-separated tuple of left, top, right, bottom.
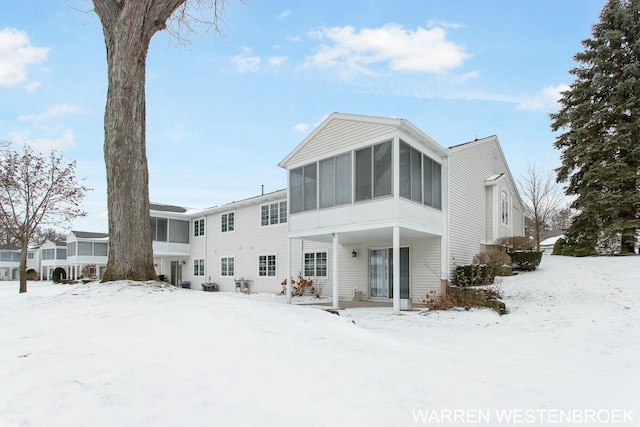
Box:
(66, 255, 108, 265)
(152, 241, 190, 257)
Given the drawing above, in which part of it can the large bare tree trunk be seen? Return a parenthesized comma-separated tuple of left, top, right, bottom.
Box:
(95, 1, 184, 281)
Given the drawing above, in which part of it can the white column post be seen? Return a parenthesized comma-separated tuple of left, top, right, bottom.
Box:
(393, 225, 400, 314)
(332, 233, 339, 309)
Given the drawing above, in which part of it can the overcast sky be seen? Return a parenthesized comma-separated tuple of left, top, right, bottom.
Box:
(1, 0, 606, 232)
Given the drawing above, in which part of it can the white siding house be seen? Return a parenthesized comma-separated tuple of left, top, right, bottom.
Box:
(279, 113, 450, 313)
(275, 113, 525, 313)
(66, 231, 109, 280)
(448, 136, 525, 271)
(39, 240, 68, 280)
(150, 203, 193, 285)
(0, 245, 21, 280)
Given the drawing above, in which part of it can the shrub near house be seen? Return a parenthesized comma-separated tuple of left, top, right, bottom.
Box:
(497, 236, 543, 271)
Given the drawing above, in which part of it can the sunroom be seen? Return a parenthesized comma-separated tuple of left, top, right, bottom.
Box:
(279, 113, 450, 314)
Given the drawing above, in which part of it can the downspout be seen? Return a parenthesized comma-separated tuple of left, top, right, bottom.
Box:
(203, 213, 207, 284)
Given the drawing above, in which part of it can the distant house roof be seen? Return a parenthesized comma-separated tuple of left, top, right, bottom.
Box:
(150, 203, 188, 213)
(0, 244, 20, 251)
(540, 234, 564, 247)
(71, 231, 109, 239)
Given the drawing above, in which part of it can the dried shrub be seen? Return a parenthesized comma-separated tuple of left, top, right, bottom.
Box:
(280, 275, 318, 297)
(423, 290, 457, 311)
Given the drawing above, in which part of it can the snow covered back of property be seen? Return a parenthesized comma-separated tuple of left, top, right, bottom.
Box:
(0, 255, 638, 427)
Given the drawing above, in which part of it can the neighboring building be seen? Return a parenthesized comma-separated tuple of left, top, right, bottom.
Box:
(39, 240, 68, 280)
(539, 230, 565, 254)
(150, 203, 195, 285)
(27, 245, 40, 275)
(66, 231, 110, 280)
(0, 244, 21, 280)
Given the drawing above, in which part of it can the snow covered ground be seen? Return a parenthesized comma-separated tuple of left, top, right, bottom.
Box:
(0, 255, 638, 427)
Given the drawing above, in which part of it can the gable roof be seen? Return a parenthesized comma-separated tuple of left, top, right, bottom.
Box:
(279, 112, 447, 169)
(451, 135, 525, 210)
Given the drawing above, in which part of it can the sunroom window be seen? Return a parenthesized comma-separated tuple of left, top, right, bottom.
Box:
(320, 152, 352, 208)
(290, 164, 316, 214)
(355, 141, 392, 201)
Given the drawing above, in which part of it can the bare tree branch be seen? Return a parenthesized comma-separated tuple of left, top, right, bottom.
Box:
(0, 145, 91, 292)
(519, 164, 565, 250)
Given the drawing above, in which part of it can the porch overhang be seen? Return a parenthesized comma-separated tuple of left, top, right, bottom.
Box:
(287, 223, 442, 245)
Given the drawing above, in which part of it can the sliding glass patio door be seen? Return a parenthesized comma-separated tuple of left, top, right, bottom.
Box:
(368, 247, 409, 299)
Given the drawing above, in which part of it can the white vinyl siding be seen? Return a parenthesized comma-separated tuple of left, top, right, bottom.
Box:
(288, 118, 398, 166)
(202, 193, 289, 293)
(449, 141, 497, 268)
(449, 137, 525, 273)
(407, 238, 442, 302)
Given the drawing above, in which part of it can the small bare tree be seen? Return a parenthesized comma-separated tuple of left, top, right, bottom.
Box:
(518, 164, 564, 251)
(0, 144, 90, 293)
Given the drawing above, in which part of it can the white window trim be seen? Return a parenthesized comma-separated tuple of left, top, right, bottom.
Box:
(258, 254, 277, 277)
(194, 218, 205, 237)
(304, 251, 328, 277)
(221, 211, 235, 233)
(220, 256, 235, 277)
(260, 201, 288, 227)
(501, 189, 510, 226)
(193, 259, 205, 276)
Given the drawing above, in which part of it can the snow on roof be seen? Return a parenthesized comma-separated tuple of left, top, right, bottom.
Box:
(540, 234, 564, 247)
(72, 231, 109, 239)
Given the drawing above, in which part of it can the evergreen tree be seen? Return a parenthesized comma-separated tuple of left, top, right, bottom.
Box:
(550, 0, 640, 254)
